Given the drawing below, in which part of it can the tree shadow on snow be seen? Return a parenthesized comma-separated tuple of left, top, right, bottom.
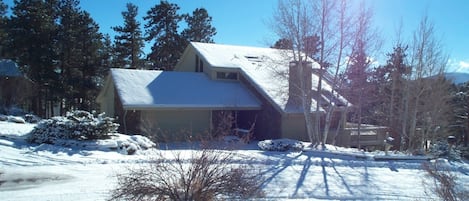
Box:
(259, 151, 304, 194)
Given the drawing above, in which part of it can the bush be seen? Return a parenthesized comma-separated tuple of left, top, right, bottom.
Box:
(0, 114, 7, 121)
(27, 110, 119, 144)
(24, 114, 40, 123)
(258, 139, 304, 152)
(109, 149, 265, 201)
(429, 140, 462, 161)
(422, 162, 469, 201)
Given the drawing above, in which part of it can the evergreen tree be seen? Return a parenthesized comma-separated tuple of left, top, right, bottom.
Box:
(99, 34, 115, 69)
(271, 38, 293, 49)
(57, 0, 105, 111)
(0, 0, 8, 57)
(181, 8, 216, 44)
(144, 0, 183, 70)
(370, 45, 410, 136)
(57, 0, 82, 111)
(112, 3, 144, 69)
(9, 0, 60, 116)
(451, 82, 469, 146)
(343, 38, 372, 147)
(71, 11, 105, 111)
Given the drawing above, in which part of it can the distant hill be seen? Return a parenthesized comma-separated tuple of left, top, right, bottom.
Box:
(444, 72, 469, 85)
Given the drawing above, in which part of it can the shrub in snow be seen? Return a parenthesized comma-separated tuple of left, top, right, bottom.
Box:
(258, 139, 304, 152)
(24, 114, 40, 123)
(429, 140, 462, 161)
(8, 116, 25, 124)
(116, 135, 156, 155)
(27, 110, 119, 144)
(422, 162, 469, 201)
(110, 149, 265, 200)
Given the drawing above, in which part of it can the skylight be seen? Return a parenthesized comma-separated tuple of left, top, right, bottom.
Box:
(245, 55, 262, 63)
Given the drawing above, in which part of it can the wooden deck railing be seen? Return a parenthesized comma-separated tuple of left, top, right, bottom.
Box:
(336, 124, 389, 149)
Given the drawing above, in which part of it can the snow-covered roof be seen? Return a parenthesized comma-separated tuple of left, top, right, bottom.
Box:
(0, 59, 22, 77)
(111, 68, 261, 110)
(191, 42, 350, 112)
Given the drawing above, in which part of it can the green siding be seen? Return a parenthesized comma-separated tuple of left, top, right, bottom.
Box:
(141, 110, 211, 142)
(281, 114, 308, 141)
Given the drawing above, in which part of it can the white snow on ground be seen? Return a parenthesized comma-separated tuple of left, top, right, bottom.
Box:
(1, 120, 468, 201)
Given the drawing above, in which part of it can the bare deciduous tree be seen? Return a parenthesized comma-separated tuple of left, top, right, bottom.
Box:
(271, 0, 379, 147)
(271, 0, 318, 144)
(404, 15, 449, 151)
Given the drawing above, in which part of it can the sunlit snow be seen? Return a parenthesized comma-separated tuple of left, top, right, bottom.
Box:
(1, 120, 468, 200)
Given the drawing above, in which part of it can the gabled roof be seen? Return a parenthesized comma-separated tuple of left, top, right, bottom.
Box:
(110, 68, 261, 110)
(189, 42, 350, 113)
(0, 59, 23, 77)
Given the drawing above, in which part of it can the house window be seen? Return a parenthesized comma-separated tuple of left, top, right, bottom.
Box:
(195, 55, 204, 72)
(216, 72, 238, 80)
(199, 59, 204, 72)
(195, 55, 199, 72)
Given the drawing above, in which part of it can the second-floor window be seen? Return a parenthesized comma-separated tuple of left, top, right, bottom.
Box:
(195, 55, 204, 72)
(216, 72, 238, 80)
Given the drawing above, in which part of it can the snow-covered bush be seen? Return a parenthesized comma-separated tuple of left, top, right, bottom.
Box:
(258, 139, 304, 152)
(116, 135, 156, 155)
(0, 114, 7, 121)
(9, 116, 26, 124)
(429, 140, 462, 161)
(27, 110, 119, 144)
(24, 114, 40, 123)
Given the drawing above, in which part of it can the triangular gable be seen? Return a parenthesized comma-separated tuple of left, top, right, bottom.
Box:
(186, 42, 350, 113)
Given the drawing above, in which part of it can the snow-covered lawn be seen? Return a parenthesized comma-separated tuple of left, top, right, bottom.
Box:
(0, 120, 468, 200)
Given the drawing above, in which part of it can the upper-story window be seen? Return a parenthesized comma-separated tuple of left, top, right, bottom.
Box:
(216, 72, 238, 80)
(195, 55, 204, 72)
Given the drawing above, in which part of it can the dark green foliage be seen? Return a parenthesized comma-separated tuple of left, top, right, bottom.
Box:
(112, 3, 144, 69)
(429, 140, 462, 161)
(8, 0, 61, 116)
(0, 0, 8, 57)
(9, 0, 59, 84)
(368, 44, 410, 127)
(181, 8, 216, 44)
(450, 82, 469, 147)
(7, 0, 110, 116)
(143, 1, 216, 70)
(55, 0, 108, 112)
(27, 110, 119, 144)
(271, 38, 293, 49)
(343, 38, 372, 124)
(144, 1, 183, 70)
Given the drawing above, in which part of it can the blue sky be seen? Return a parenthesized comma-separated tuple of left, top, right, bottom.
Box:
(4, 0, 469, 73)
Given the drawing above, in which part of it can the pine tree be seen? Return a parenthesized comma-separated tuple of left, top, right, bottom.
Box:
(181, 8, 216, 44)
(0, 0, 8, 57)
(271, 38, 293, 49)
(370, 44, 410, 148)
(343, 38, 372, 148)
(99, 34, 115, 69)
(9, 0, 60, 116)
(112, 3, 144, 69)
(57, 0, 105, 111)
(71, 11, 105, 111)
(144, 1, 184, 70)
(57, 0, 82, 111)
(451, 82, 469, 146)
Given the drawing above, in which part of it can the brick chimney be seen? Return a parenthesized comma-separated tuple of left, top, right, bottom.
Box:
(286, 61, 313, 111)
